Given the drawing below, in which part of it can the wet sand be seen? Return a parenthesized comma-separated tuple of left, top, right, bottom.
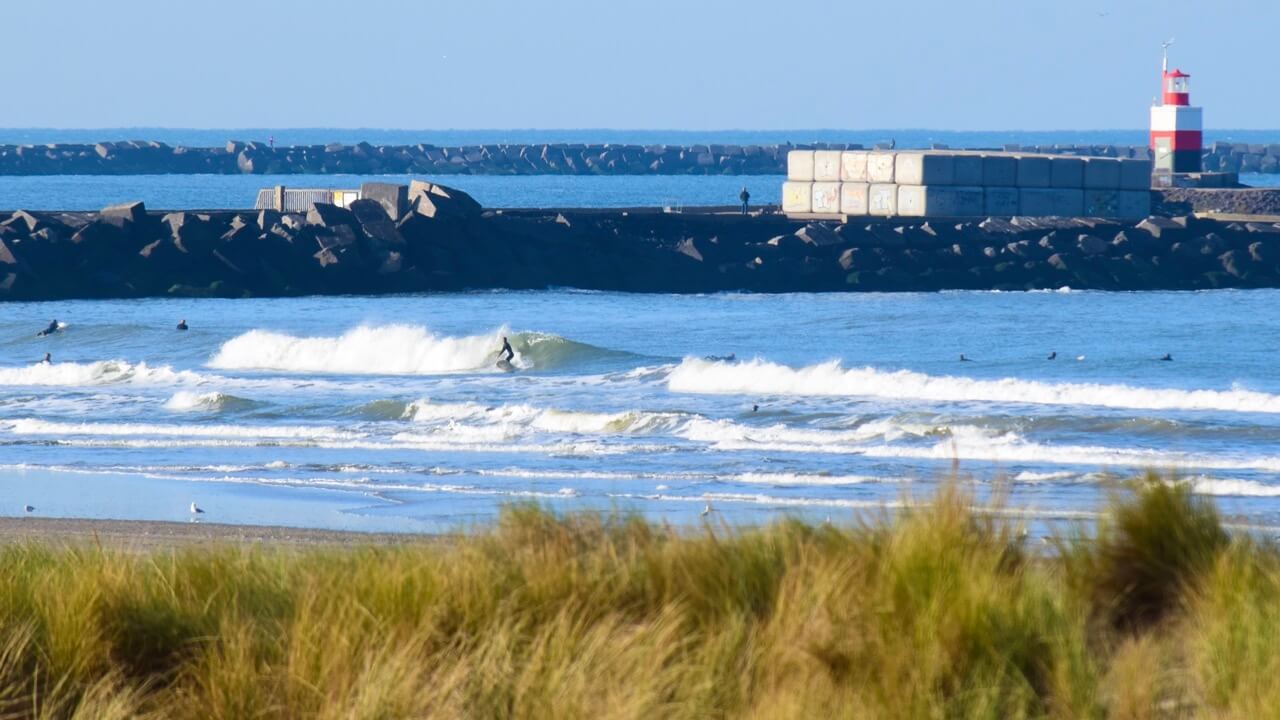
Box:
(0, 517, 447, 551)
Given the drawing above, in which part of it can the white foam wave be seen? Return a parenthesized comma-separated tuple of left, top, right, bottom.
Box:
(164, 391, 245, 412)
(4, 418, 359, 441)
(732, 472, 884, 486)
(405, 399, 687, 437)
(1191, 478, 1280, 497)
(0, 360, 208, 387)
(667, 358, 1280, 414)
(208, 324, 518, 375)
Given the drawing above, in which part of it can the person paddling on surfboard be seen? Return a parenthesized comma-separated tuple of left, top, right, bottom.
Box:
(37, 319, 59, 337)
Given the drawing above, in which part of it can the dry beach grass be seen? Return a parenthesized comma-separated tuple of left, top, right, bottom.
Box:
(0, 474, 1276, 718)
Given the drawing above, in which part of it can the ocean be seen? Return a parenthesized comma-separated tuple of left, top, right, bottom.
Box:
(2, 290, 1278, 533)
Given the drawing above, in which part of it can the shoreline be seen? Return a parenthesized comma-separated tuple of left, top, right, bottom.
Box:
(0, 517, 447, 549)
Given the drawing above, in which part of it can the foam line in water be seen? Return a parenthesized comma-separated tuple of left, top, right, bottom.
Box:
(4, 418, 359, 441)
(163, 391, 255, 413)
(667, 358, 1280, 414)
(0, 360, 208, 387)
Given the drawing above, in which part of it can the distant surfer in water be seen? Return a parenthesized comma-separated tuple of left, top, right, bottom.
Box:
(959, 354, 972, 362)
(40, 353, 51, 364)
(37, 320, 59, 337)
(704, 353, 736, 362)
(1159, 353, 1173, 361)
(498, 336, 515, 363)
(177, 319, 188, 331)
(1047, 351, 1057, 360)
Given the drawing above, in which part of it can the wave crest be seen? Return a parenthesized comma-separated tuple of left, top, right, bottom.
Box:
(0, 360, 206, 387)
(208, 325, 612, 375)
(667, 358, 1280, 414)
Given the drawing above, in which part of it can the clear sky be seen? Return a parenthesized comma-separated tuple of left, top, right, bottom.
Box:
(2, 0, 1274, 130)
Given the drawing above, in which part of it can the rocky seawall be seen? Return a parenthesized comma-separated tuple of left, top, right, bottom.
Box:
(0, 140, 1274, 176)
(2, 184, 1279, 300)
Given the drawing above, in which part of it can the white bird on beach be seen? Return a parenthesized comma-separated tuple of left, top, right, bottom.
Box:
(189, 502, 205, 515)
(701, 503, 713, 517)
(23, 505, 33, 513)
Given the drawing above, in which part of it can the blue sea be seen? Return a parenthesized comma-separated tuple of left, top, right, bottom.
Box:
(1, 290, 1279, 533)
(1, 129, 1278, 533)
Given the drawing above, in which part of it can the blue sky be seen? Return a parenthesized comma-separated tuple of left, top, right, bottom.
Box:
(2, 0, 1274, 130)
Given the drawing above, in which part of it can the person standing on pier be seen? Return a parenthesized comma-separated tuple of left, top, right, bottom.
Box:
(739, 187, 750, 215)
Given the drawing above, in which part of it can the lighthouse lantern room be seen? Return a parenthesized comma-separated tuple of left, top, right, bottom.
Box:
(1149, 44, 1202, 175)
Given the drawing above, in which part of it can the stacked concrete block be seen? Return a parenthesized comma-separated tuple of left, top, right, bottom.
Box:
(841, 151, 869, 182)
(1049, 157, 1084, 188)
(787, 151, 815, 181)
(894, 152, 954, 185)
(868, 183, 898, 216)
(782, 181, 812, 213)
(1015, 156, 1052, 188)
(781, 149, 1151, 219)
(984, 187, 1020, 216)
(1083, 158, 1121, 189)
(1119, 158, 1154, 190)
(898, 185, 983, 217)
(952, 154, 984, 185)
(813, 151, 842, 182)
(840, 183, 870, 215)
(867, 152, 896, 183)
(811, 182, 841, 214)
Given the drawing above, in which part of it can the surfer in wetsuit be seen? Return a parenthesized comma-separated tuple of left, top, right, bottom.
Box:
(177, 319, 188, 331)
(40, 353, 51, 364)
(959, 353, 972, 362)
(499, 336, 515, 363)
(37, 320, 59, 337)
(1159, 353, 1173, 361)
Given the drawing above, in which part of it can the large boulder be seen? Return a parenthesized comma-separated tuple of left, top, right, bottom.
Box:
(307, 202, 356, 229)
(100, 201, 145, 227)
(407, 180, 482, 219)
(359, 183, 409, 220)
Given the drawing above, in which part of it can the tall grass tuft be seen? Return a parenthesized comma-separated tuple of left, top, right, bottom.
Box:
(0, 474, 1273, 717)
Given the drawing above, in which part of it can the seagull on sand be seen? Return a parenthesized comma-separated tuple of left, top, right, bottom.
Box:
(701, 503, 713, 517)
(23, 504, 33, 513)
(189, 502, 205, 515)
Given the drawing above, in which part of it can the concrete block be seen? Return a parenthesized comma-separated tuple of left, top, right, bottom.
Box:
(1117, 190, 1152, 220)
(811, 182, 841, 214)
(1118, 158, 1153, 190)
(898, 185, 984, 217)
(982, 154, 1018, 186)
(894, 152, 954, 185)
(840, 151, 869, 182)
(840, 182, 869, 215)
(359, 182, 409, 219)
(866, 152, 896, 183)
(1020, 188, 1083, 216)
(1083, 158, 1121, 189)
(1049, 157, 1084, 188)
(1015, 155, 1052, 187)
(1083, 189, 1119, 217)
(781, 181, 812, 213)
(868, 183, 898, 216)
(952, 154, 983, 185)
(787, 151, 814, 181)
(984, 187, 1020, 216)
(813, 150, 842, 182)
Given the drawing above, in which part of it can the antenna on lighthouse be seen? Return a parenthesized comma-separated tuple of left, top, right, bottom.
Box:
(1161, 38, 1175, 72)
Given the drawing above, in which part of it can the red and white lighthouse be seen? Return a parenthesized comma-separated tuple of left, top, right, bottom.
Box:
(1149, 45, 1202, 174)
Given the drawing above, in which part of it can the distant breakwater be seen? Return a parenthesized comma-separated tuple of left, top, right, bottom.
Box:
(0, 140, 1276, 176)
(3, 184, 1280, 300)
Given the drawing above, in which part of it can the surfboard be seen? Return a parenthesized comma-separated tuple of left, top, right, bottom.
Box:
(495, 359, 515, 373)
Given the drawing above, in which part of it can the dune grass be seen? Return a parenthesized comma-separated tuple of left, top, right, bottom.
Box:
(0, 474, 1275, 718)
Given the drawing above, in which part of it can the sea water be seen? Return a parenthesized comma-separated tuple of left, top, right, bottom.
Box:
(1, 290, 1278, 532)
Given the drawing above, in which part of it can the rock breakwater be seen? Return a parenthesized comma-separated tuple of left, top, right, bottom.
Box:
(0, 140, 1273, 176)
(2, 185, 1279, 300)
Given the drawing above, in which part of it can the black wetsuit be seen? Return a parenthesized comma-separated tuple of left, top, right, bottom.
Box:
(177, 321, 188, 331)
(37, 321, 58, 337)
(500, 339, 514, 362)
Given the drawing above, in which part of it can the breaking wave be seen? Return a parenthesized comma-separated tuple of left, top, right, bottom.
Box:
(164, 391, 257, 413)
(0, 360, 208, 387)
(207, 324, 620, 375)
(667, 358, 1280, 414)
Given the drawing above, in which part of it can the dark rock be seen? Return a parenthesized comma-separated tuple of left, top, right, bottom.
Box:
(359, 183, 409, 220)
(408, 180, 482, 219)
(1076, 234, 1108, 256)
(307, 203, 356, 229)
(794, 223, 841, 247)
(101, 201, 145, 227)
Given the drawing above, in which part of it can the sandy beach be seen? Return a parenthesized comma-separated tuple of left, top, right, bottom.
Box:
(0, 516, 444, 550)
